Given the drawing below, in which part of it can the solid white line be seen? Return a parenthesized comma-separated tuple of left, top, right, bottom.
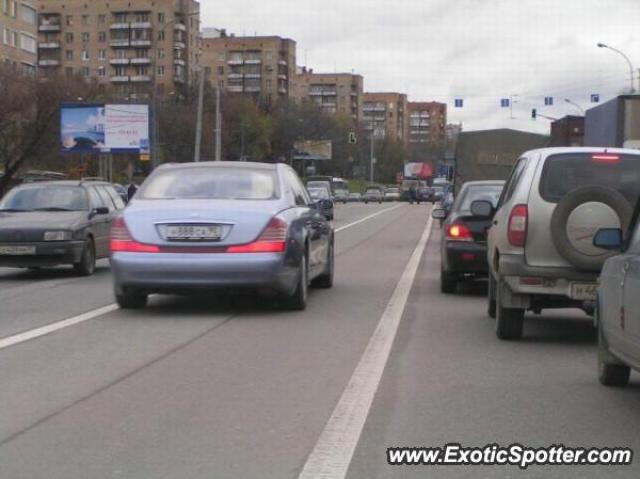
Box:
(298, 214, 434, 479)
(0, 304, 119, 351)
(335, 204, 404, 233)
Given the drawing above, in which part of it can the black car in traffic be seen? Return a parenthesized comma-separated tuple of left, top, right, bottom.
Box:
(0, 180, 124, 275)
(432, 180, 504, 293)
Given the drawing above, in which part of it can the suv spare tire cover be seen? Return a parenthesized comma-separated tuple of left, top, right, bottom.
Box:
(550, 186, 632, 271)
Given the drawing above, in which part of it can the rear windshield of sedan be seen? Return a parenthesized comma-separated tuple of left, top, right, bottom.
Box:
(456, 184, 504, 214)
(0, 186, 89, 211)
(540, 153, 640, 204)
(139, 167, 280, 200)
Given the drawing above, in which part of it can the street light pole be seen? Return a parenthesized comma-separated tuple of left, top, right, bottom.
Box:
(214, 85, 222, 161)
(564, 98, 585, 115)
(194, 67, 206, 162)
(369, 130, 375, 184)
(597, 42, 636, 93)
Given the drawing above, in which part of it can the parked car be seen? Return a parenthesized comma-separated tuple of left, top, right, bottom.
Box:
(308, 187, 334, 220)
(593, 224, 640, 387)
(433, 181, 504, 293)
(486, 147, 640, 340)
(334, 189, 349, 204)
(384, 187, 401, 202)
(363, 186, 384, 204)
(112, 183, 129, 204)
(348, 192, 362, 202)
(0, 180, 124, 275)
(110, 162, 334, 310)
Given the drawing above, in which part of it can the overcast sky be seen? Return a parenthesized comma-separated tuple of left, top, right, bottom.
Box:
(201, 0, 640, 134)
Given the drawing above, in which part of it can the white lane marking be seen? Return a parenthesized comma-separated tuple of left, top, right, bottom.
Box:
(298, 214, 434, 479)
(0, 205, 405, 351)
(0, 304, 118, 351)
(335, 204, 404, 233)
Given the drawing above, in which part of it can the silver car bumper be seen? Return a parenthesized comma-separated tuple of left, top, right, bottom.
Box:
(111, 252, 298, 294)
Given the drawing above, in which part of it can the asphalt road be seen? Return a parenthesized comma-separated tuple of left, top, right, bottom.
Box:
(1, 202, 639, 479)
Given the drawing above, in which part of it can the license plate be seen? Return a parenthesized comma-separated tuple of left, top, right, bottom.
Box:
(570, 282, 598, 300)
(165, 225, 222, 241)
(0, 245, 36, 255)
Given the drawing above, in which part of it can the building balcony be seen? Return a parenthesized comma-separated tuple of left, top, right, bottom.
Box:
(227, 59, 243, 65)
(227, 85, 243, 92)
(277, 74, 287, 80)
(244, 59, 261, 65)
(130, 22, 153, 29)
(110, 76, 130, 82)
(173, 41, 186, 49)
(244, 73, 261, 79)
(109, 58, 130, 65)
(278, 87, 287, 94)
(110, 39, 130, 48)
(130, 75, 152, 82)
(38, 41, 61, 49)
(38, 24, 61, 32)
(245, 86, 261, 92)
(38, 59, 60, 66)
(278, 59, 287, 65)
(130, 57, 152, 65)
(173, 75, 186, 83)
(131, 39, 152, 47)
(173, 58, 186, 66)
(227, 73, 242, 79)
(110, 23, 130, 30)
(174, 23, 187, 31)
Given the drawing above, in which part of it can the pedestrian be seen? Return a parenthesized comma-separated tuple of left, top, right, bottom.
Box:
(127, 183, 138, 200)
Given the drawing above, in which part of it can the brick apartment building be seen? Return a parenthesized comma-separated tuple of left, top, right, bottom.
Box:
(0, 0, 37, 74)
(362, 92, 408, 143)
(36, 0, 200, 97)
(407, 101, 447, 145)
(293, 69, 363, 122)
(200, 33, 296, 103)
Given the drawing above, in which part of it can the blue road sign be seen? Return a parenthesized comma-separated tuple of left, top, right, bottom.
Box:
(500, 98, 510, 108)
(544, 97, 554, 106)
(591, 94, 600, 103)
(454, 99, 463, 108)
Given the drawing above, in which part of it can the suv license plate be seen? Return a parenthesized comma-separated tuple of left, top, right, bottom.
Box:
(166, 225, 222, 241)
(570, 282, 598, 301)
(0, 245, 36, 255)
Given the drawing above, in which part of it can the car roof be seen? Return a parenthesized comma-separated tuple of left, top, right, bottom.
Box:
(14, 180, 112, 188)
(523, 147, 640, 157)
(461, 180, 506, 186)
(156, 161, 278, 171)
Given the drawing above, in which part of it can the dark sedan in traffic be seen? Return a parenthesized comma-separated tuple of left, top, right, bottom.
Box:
(110, 162, 334, 310)
(432, 180, 504, 293)
(0, 180, 124, 275)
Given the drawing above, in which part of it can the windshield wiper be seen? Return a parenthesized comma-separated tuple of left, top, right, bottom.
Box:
(31, 207, 76, 212)
(0, 208, 30, 212)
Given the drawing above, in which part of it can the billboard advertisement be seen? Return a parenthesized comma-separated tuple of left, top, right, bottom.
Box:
(403, 162, 433, 179)
(61, 104, 150, 154)
(292, 140, 332, 161)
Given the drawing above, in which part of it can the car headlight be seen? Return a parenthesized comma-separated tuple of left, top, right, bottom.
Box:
(43, 231, 72, 241)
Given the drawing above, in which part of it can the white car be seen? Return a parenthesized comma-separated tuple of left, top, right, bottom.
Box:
(486, 147, 640, 340)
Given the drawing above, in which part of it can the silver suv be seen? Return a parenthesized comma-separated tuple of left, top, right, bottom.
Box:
(485, 147, 640, 340)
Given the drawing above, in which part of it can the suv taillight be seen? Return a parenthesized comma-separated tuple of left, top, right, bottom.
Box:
(508, 204, 528, 247)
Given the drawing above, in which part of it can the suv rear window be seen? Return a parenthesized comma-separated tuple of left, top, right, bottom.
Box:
(539, 153, 640, 204)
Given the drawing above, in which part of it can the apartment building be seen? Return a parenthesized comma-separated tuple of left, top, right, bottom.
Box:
(200, 34, 296, 103)
(293, 69, 363, 122)
(37, 0, 200, 97)
(362, 92, 408, 143)
(0, 0, 37, 74)
(407, 101, 447, 145)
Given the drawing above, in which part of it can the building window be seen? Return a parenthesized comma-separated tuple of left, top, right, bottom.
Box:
(158, 12, 165, 23)
(157, 48, 165, 59)
(65, 15, 73, 26)
(157, 66, 165, 76)
(81, 15, 89, 26)
(114, 66, 126, 76)
(65, 32, 73, 43)
(20, 4, 36, 25)
(3, 28, 10, 46)
(20, 33, 36, 53)
(65, 67, 73, 77)
(81, 32, 89, 43)
(98, 32, 106, 42)
(98, 49, 106, 60)
(135, 13, 149, 23)
(217, 52, 225, 61)
(65, 50, 73, 61)
(98, 14, 106, 25)
(81, 50, 89, 61)
(217, 66, 224, 75)
(98, 66, 106, 77)
(81, 67, 90, 77)
(9, 0, 16, 17)
(1, 0, 7, 15)
(157, 30, 165, 41)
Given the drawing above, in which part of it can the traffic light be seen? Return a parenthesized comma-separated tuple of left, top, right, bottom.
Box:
(531, 108, 537, 119)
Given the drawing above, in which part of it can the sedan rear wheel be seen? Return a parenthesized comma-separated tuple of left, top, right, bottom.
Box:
(283, 255, 308, 310)
(73, 239, 96, 276)
(116, 290, 148, 309)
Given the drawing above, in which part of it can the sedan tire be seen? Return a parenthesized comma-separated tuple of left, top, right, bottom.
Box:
(73, 238, 96, 277)
(495, 278, 524, 340)
(440, 270, 457, 294)
(116, 290, 148, 309)
(311, 242, 334, 289)
(282, 255, 308, 311)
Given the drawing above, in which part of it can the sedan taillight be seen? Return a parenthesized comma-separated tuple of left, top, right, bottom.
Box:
(446, 223, 474, 242)
(226, 216, 287, 253)
(110, 217, 160, 253)
(508, 204, 528, 247)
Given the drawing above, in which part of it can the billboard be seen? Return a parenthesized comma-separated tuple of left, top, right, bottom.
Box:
(292, 140, 332, 161)
(61, 104, 150, 154)
(403, 162, 433, 179)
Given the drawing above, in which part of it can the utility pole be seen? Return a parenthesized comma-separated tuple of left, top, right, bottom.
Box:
(214, 85, 222, 161)
(194, 68, 206, 162)
(369, 131, 375, 184)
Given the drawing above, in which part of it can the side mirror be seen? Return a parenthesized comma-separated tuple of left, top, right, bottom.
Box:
(470, 200, 493, 218)
(432, 208, 447, 220)
(593, 228, 623, 250)
(93, 206, 110, 216)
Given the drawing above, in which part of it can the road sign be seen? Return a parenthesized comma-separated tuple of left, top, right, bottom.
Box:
(500, 98, 510, 108)
(140, 153, 150, 162)
(348, 132, 357, 144)
(454, 99, 464, 108)
(544, 96, 554, 106)
(591, 94, 600, 103)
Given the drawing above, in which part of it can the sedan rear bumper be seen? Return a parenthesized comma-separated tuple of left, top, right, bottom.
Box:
(110, 251, 299, 294)
(0, 241, 84, 267)
(444, 241, 488, 275)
